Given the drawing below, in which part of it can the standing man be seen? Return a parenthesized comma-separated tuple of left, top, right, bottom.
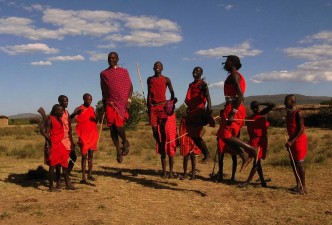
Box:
(216, 55, 259, 172)
(284, 94, 307, 194)
(184, 66, 212, 164)
(100, 52, 133, 163)
(58, 95, 76, 189)
(147, 61, 177, 178)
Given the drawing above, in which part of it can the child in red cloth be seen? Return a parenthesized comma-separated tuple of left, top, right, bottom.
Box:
(284, 94, 307, 194)
(41, 104, 73, 191)
(71, 93, 99, 184)
(239, 101, 275, 188)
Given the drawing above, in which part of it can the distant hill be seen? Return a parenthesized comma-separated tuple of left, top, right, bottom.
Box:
(212, 94, 331, 110)
(8, 113, 40, 119)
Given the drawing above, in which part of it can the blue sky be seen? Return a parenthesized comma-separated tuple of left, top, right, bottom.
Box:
(1, 0, 332, 116)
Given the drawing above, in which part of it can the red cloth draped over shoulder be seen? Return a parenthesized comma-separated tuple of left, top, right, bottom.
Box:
(179, 118, 201, 156)
(223, 72, 246, 97)
(246, 114, 270, 160)
(76, 105, 99, 155)
(156, 114, 177, 157)
(148, 75, 167, 105)
(48, 116, 68, 167)
(286, 109, 308, 161)
(185, 80, 207, 110)
(100, 66, 132, 119)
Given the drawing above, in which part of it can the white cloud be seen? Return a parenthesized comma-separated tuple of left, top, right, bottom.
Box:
(107, 30, 182, 47)
(283, 44, 332, 60)
(31, 61, 52, 66)
(0, 7, 182, 47)
(300, 30, 332, 44)
(0, 43, 59, 55)
(208, 81, 224, 89)
(217, 4, 235, 10)
(195, 42, 262, 58)
(87, 51, 107, 61)
(48, 55, 85, 62)
(251, 60, 332, 83)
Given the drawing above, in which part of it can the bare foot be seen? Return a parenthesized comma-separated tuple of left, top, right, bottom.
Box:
(201, 153, 211, 164)
(116, 149, 123, 163)
(56, 181, 62, 189)
(87, 176, 96, 181)
(49, 186, 61, 192)
(240, 157, 252, 172)
(122, 140, 130, 156)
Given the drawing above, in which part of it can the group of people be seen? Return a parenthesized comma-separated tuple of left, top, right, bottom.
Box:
(41, 94, 99, 191)
(41, 51, 308, 195)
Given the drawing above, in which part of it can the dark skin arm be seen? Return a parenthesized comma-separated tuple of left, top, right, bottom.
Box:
(146, 77, 152, 112)
(42, 117, 52, 148)
(258, 102, 275, 115)
(285, 110, 305, 148)
(199, 81, 212, 112)
(165, 76, 176, 101)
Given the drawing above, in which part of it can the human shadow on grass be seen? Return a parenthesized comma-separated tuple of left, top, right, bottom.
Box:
(96, 166, 207, 197)
(2, 165, 49, 190)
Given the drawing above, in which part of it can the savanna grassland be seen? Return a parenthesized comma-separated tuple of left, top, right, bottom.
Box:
(0, 123, 331, 225)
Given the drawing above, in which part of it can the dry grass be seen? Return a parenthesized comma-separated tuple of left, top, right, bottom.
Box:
(0, 123, 331, 225)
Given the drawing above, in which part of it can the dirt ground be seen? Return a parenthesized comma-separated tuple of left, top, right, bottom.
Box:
(1, 152, 331, 225)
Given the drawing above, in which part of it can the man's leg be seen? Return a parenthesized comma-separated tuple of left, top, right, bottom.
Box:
(87, 150, 96, 181)
(81, 153, 87, 183)
(180, 155, 189, 180)
(192, 137, 210, 163)
(230, 154, 237, 183)
(169, 156, 174, 178)
(256, 160, 267, 187)
(111, 126, 122, 163)
(67, 149, 77, 177)
(295, 161, 306, 193)
(190, 153, 197, 180)
(48, 166, 56, 191)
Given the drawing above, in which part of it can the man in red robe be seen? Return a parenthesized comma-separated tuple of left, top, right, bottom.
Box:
(285, 94, 307, 194)
(71, 93, 99, 184)
(100, 52, 133, 163)
(184, 66, 213, 164)
(216, 55, 259, 174)
(147, 61, 176, 178)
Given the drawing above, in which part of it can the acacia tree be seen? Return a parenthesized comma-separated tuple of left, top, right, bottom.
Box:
(95, 92, 145, 130)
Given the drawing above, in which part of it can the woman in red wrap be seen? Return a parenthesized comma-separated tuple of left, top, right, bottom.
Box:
(147, 61, 177, 178)
(71, 93, 99, 184)
(239, 101, 275, 188)
(184, 66, 213, 164)
(284, 94, 307, 194)
(100, 52, 133, 163)
(42, 104, 73, 191)
(216, 55, 259, 174)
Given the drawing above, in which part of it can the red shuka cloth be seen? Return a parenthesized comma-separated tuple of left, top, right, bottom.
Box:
(179, 118, 201, 156)
(75, 105, 99, 155)
(147, 75, 167, 105)
(223, 72, 246, 97)
(156, 114, 177, 157)
(100, 66, 132, 119)
(47, 116, 68, 167)
(286, 109, 308, 161)
(246, 114, 270, 160)
(61, 110, 71, 151)
(185, 80, 207, 110)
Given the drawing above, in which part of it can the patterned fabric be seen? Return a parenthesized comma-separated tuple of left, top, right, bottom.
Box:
(48, 116, 68, 167)
(185, 80, 207, 110)
(147, 75, 167, 105)
(100, 66, 132, 119)
(164, 99, 175, 116)
(61, 110, 71, 151)
(75, 105, 99, 155)
(286, 109, 308, 161)
(105, 104, 128, 127)
(246, 114, 269, 159)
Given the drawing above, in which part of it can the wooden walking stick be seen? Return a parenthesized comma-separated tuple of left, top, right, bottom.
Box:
(97, 112, 105, 148)
(209, 148, 219, 178)
(136, 63, 147, 107)
(285, 136, 305, 195)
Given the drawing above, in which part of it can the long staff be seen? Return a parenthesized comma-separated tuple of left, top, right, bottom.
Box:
(97, 112, 105, 148)
(285, 136, 305, 195)
(136, 63, 147, 106)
